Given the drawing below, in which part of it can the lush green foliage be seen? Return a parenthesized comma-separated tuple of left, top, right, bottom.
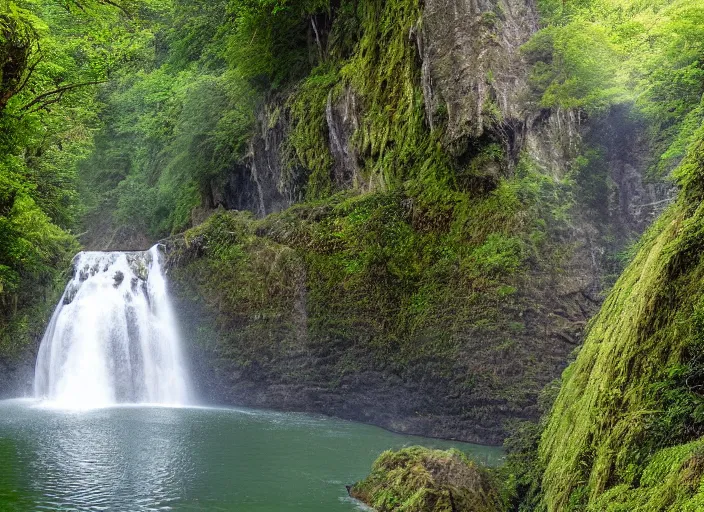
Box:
(80, 0, 341, 241)
(525, 0, 704, 174)
(80, 0, 249, 239)
(0, 0, 150, 354)
(83, 65, 257, 238)
(536, 124, 704, 511)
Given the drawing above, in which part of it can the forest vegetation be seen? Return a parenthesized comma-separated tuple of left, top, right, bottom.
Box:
(1, 0, 704, 509)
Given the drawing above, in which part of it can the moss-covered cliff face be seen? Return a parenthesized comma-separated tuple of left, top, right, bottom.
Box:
(165, 132, 661, 445)
(530, 127, 704, 510)
(158, 0, 670, 444)
(168, 174, 571, 443)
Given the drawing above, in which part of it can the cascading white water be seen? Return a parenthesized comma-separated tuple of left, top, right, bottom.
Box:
(34, 245, 190, 408)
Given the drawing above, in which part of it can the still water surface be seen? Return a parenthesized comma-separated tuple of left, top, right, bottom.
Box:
(0, 400, 502, 511)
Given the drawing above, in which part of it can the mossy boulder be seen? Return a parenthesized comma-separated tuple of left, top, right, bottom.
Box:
(349, 446, 502, 512)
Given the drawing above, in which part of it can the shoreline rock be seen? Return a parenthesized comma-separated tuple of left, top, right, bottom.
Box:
(349, 446, 503, 512)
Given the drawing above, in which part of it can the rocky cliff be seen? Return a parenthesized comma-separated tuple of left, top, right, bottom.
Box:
(526, 126, 704, 512)
(161, 0, 670, 444)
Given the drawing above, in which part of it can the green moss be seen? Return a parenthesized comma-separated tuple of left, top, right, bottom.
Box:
(464, 234, 525, 278)
(350, 446, 503, 512)
(287, 66, 341, 199)
(588, 441, 704, 511)
(284, 0, 467, 198)
(339, 0, 426, 189)
(537, 126, 704, 511)
(284, 0, 441, 199)
(170, 211, 306, 371)
(169, 145, 575, 437)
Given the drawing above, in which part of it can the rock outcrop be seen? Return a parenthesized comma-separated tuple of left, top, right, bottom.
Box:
(349, 446, 503, 512)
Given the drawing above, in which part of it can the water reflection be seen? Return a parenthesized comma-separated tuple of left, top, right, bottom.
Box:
(21, 407, 189, 510)
(0, 401, 503, 511)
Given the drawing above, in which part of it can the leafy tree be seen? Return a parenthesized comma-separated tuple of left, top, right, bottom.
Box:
(0, 0, 156, 351)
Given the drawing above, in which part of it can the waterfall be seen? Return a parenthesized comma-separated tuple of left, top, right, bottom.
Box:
(34, 245, 190, 408)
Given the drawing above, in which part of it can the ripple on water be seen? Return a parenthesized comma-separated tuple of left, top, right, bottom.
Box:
(0, 401, 504, 511)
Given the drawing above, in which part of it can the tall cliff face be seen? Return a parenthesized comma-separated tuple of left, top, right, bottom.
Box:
(533, 127, 704, 511)
(419, 0, 537, 144)
(215, 0, 542, 213)
(160, 1, 670, 445)
(222, 4, 665, 230)
(211, 106, 307, 217)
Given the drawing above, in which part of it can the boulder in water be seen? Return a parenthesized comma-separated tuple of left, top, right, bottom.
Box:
(348, 446, 502, 512)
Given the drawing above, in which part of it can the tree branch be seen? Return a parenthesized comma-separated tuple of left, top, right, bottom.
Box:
(15, 50, 43, 98)
(23, 91, 67, 116)
(19, 81, 106, 112)
(65, 0, 133, 17)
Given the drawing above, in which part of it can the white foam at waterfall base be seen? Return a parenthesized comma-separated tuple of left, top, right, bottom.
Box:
(34, 245, 190, 409)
